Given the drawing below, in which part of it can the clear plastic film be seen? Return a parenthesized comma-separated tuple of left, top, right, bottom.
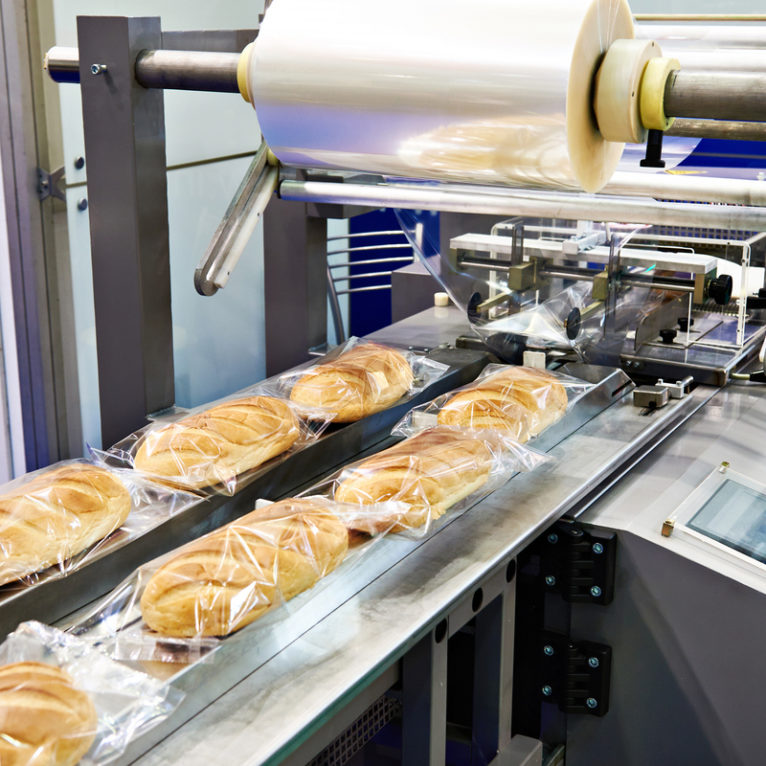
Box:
(68, 497, 407, 664)
(103, 393, 322, 496)
(251, 0, 634, 193)
(308, 426, 550, 537)
(396, 364, 593, 442)
(254, 339, 448, 423)
(0, 460, 198, 589)
(0, 621, 181, 765)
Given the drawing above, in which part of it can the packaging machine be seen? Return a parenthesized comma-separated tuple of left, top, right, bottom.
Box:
(28, 4, 766, 765)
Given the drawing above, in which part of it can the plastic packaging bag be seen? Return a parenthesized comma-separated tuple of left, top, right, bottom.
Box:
(307, 425, 551, 536)
(396, 364, 593, 442)
(255, 338, 449, 423)
(0, 460, 199, 589)
(69, 497, 409, 664)
(102, 394, 324, 496)
(0, 620, 182, 764)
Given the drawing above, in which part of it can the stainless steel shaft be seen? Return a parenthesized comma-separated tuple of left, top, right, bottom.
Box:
(664, 70, 766, 122)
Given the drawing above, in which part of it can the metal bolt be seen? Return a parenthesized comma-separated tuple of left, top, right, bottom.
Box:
(545, 575, 556, 587)
(592, 542, 604, 555)
(77, 198, 88, 212)
(586, 697, 598, 709)
(543, 645, 554, 656)
(74, 156, 85, 170)
(547, 533, 558, 544)
(590, 585, 602, 598)
(90, 63, 107, 75)
(571, 528, 583, 537)
(588, 656, 600, 668)
(542, 685, 553, 697)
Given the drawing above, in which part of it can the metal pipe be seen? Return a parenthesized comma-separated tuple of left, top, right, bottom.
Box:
(326, 266, 346, 344)
(327, 244, 412, 256)
(44, 46, 241, 92)
(665, 70, 766, 122)
(665, 118, 766, 143)
(280, 179, 766, 231)
(637, 24, 766, 49)
(329, 257, 414, 269)
(331, 270, 394, 282)
(335, 285, 391, 295)
(635, 14, 766, 21)
(327, 231, 406, 241)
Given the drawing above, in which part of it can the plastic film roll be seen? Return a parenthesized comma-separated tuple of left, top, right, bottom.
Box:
(250, 0, 634, 193)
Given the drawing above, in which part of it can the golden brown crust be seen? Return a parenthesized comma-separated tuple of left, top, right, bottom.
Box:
(0, 465, 131, 586)
(140, 498, 349, 637)
(334, 428, 494, 532)
(0, 661, 97, 766)
(134, 396, 300, 489)
(438, 366, 566, 437)
(289, 343, 414, 422)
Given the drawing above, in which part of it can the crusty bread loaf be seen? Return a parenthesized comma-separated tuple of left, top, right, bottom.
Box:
(438, 366, 566, 437)
(0, 661, 97, 766)
(289, 343, 414, 422)
(140, 498, 349, 637)
(134, 396, 300, 490)
(334, 427, 494, 532)
(0, 465, 131, 586)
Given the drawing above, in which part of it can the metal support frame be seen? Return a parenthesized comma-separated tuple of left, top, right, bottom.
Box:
(78, 16, 174, 447)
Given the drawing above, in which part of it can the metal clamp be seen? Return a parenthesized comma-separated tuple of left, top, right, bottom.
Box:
(37, 166, 66, 202)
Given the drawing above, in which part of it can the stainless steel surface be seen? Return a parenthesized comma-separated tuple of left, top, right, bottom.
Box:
(665, 70, 766, 123)
(194, 145, 276, 296)
(124, 376, 714, 766)
(569, 383, 766, 766)
(279, 180, 766, 231)
(42, 46, 79, 83)
(252, 0, 631, 193)
(666, 119, 766, 142)
(633, 385, 670, 408)
(134, 49, 240, 92)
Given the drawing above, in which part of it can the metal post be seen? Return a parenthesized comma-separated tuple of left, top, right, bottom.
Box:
(78, 16, 174, 447)
(402, 622, 449, 766)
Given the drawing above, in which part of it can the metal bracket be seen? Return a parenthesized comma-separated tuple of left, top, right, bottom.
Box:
(37, 166, 65, 202)
(539, 521, 616, 605)
(540, 630, 612, 716)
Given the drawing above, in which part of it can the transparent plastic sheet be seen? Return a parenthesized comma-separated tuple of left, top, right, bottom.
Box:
(0, 621, 182, 765)
(254, 338, 449, 423)
(68, 497, 409, 664)
(252, 0, 633, 193)
(306, 425, 551, 538)
(396, 364, 593, 443)
(0, 460, 198, 589)
(100, 393, 326, 496)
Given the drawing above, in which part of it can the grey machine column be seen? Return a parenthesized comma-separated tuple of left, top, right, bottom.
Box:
(77, 16, 174, 448)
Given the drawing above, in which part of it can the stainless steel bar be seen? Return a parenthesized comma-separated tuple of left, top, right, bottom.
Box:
(637, 24, 766, 49)
(635, 14, 766, 21)
(326, 266, 347, 344)
(327, 231, 405, 241)
(665, 70, 766, 123)
(281, 180, 766, 232)
(327, 243, 412, 256)
(335, 285, 391, 295)
(331, 270, 394, 282)
(665, 118, 766, 142)
(329, 257, 414, 269)
(44, 47, 241, 92)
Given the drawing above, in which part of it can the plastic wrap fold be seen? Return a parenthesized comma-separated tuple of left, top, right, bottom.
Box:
(0, 621, 181, 765)
(0, 461, 198, 589)
(256, 339, 448, 423)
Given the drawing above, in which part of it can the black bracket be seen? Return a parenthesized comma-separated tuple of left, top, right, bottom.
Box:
(539, 630, 612, 716)
(640, 129, 666, 169)
(538, 520, 616, 604)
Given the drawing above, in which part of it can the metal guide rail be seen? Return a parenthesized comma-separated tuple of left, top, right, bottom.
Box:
(0, 347, 487, 641)
(64, 367, 716, 765)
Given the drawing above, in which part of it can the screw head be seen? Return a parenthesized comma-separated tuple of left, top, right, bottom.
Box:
(90, 63, 107, 75)
(542, 685, 553, 697)
(545, 575, 556, 587)
(543, 645, 554, 656)
(586, 697, 598, 709)
(547, 533, 558, 544)
(590, 585, 602, 598)
(592, 542, 604, 555)
(77, 198, 88, 212)
(74, 156, 85, 170)
(588, 656, 600, 668)
(571, 528, 583, 537)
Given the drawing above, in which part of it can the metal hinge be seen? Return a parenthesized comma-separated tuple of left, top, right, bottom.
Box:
(539, 521, 616, 604)
(539, 630, 612, 716)
(37, 166, 66, 202)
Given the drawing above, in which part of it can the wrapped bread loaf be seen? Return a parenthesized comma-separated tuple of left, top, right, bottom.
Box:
(289, 343, 414, 422)
(334, 427, 494, 533)
(438, 366, 567, 437)
(134, 396, 300, 490)
(140, 498, 349, 637)
(0, 661, 96, 766)
(0, 465, 131, 586)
